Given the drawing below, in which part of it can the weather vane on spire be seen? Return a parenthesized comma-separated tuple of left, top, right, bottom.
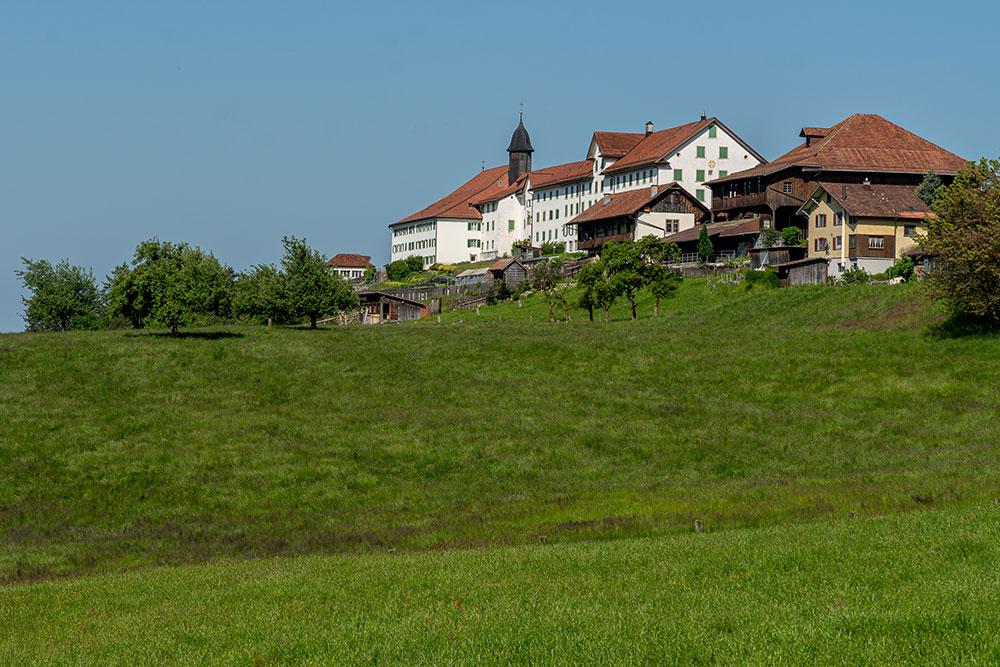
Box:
(520, 101, 523, 117)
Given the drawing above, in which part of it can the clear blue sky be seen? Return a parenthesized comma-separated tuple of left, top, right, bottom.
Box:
(2, 0, 998, 332)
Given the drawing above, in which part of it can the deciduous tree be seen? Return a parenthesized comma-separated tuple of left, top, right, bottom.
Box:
(280, 236, 358, 328)
(15, 258, 103, 331)
(919, 157, 1000, 323)
(602, 240, 645, 320)
(530, 260, 564, 323)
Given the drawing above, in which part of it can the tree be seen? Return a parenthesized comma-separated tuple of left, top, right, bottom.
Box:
(698, 224, 714, 263)
(280, 236, 358, 328)
(919, 158, 1000, 323)
(530, 260, 564, 323)
(405, 255, 424, 273)
(233, 264, 287, 324)
(916, 169, 944, 208)
(363, 264, 377, 284)
(105, 239, 234, 336)
(575, 262, 604, 321)
(15, 258, 103, 331)
(780, 227, 803, 246)
(638, 236, 683, 317)
(760, 226, 782, 248)
(602, 240, 645, 320)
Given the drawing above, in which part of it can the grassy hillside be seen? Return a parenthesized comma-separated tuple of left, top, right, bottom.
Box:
(3, 503, 999, 664)
(1, 279, 999, 583)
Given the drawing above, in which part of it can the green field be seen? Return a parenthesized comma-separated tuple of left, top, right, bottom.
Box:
(2, 278, 1000, 662)
(2, 503, 999, 664)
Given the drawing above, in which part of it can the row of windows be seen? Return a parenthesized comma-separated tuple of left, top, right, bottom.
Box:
(481, 220, 516, 232)
(482, 203, 497, 213)
(816, 235, 896, 253)
(468, 221, 481, 231)
(468, 239, 481, 248)
(393, 238, 436, 254)
(534, 226, 575, 242)
(393, 221, 436, 237)
(536, 182, 594, 201)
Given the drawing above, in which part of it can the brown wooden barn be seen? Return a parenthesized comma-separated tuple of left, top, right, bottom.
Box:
(487, 258, 528, 287)
(775, 257, 828, 286)
(706, 114, 967, 236)
(748, 245, 807, 269)
(358, 291, 428, 324)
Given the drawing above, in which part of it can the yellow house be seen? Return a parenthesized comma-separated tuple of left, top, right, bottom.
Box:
(796, 182, 933, 277)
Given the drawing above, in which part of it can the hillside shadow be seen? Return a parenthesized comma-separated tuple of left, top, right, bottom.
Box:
(129, 331, 245, 340)
(926, 313, 1000, 339)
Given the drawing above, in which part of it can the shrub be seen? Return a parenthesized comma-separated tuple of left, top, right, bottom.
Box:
(780, 227, 804, 246)
(760, 227, 782, 248)
(540, 241, 565, 256)
(839, 265, 871, 284)
(742, 269, 778, 291)
(405, 256, 424, 273)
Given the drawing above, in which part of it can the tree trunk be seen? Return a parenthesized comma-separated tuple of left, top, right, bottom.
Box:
(547, 295, 554, 323)
(587, 305, 594, 321)
(654, 298, 659, 317)
(630, 299, 637, 320)
(169, 318, 179, 337)
(601, 304, 610, 322)
(310, 315, 317, 329)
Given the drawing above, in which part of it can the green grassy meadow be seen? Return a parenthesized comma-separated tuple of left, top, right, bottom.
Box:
(3, 503, 999, 664)
(2, 277, 1000, 662)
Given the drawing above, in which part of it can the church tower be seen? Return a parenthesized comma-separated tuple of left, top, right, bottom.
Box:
(506, 112, 534, 184)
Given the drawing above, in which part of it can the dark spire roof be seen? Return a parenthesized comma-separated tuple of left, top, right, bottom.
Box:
(507, 116, 534, 154)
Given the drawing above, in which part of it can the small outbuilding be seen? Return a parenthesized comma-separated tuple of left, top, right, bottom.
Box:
(358, 291, 428, 324)
(775, 257, 828, 286)
(749, 245, 808, 270)
(514, 244, 542, 261)
(454, 267, 489, 285)
(487, 258, 528, 287)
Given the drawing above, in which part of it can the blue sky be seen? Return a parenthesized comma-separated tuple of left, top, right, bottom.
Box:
(2, 0, 998, 332)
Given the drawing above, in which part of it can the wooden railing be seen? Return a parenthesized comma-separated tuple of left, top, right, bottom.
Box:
(578, 232, 633, 251)
(712, 192, 767, 211)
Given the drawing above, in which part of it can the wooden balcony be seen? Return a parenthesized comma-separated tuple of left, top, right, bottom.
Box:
(578, 232, 632, 251)
(711, 192, 768, 211)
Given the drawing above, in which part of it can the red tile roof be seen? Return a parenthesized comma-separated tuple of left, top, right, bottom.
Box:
(593, 131, 645, 157)
(601, 119, 711, 175)
(569, 183, 708, 225)
(327, 253, 372, 268)
(394, 166, 509, 225)
(710, 114, 968, 184)
(472, 160, 594, 206)
(807, 182, 935, 219)
(662, 218, 756, 245)
(489, 257, 519, 271)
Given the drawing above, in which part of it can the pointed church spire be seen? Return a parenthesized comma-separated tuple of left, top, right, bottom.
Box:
(506, 111, 533, 183)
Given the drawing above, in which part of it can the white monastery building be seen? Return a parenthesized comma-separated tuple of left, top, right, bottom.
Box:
(389, 113, 765, 266)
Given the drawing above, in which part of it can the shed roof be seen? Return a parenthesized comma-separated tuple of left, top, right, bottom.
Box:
(800, 182, 935, 219)
(569, 183, 708, 225)
(357, 291, 426, 308)
(327, 253, 372, 268)
(394, 166, 509, 225)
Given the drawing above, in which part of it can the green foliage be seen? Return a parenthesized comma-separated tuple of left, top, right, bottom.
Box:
(233, 264, 288, 324)
(405, 255, 424, 273)
(638, 235, 683, 316)
(363, 264, 377, 284)
(886, 256, 915, 281)
(760, 226, 783, 248)
(920, 157, 1000, 323)
(530, 260, 565, 322)
(15, 258, 103, 331)
(839, 264, 872, 284)
(105, 239, 234, 335)
(698, 224, 714, 262)
(540, 241, 565, 256)
(602, 240, 645, 320)
(280, 235, 358, 328)
(916, 169, 944, 209)
(385, 260, 411, 281)
(780, 226, 804, 246)
(742, 268, 779, 291)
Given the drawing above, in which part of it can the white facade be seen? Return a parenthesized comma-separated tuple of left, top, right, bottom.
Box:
(599, 123, 762, 208)
(392, 118, 762, 264)
(634, 211, 697, 240)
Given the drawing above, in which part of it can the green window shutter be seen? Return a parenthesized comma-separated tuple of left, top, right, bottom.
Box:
(696, 170, 705, 182)
(696, 189, 705, 202)
(719, 170, 728, 178)
(719, 146, 728, 159)
(508, 219, 514, 231)
(696, 146, 705, 158)
(708, 126, 717, 138)
(673, 169, 683, 181)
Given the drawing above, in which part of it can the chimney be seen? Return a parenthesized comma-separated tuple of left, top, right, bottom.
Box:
(650, 185, 658, 196)
(863, 177, 871, 189)
(842, 185, 847, 201)
(645, 120, 654, 136)
(700, 110, 707, 121)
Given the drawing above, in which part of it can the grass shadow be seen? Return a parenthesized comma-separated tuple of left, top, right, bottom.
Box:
(926, 313, 1000, 339)
(129, 331, 246, 340)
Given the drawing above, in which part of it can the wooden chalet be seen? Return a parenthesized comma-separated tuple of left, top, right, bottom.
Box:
(358, 291, 427, 324)
(662, 217, 764, 262)
(570, 183, 710, 256)
(706, 114, 967, 235)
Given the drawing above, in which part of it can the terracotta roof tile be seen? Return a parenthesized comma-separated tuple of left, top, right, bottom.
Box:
(394, 166, 509, 225)
(806, 182, 935, 219)
(601, 119, 711, 175)
(569, 183, 708, 225)
(327, 253, 372, 268)
(710, 114, 967, 184)
(593, 131, 645, 157)
(529, 160, 594, 189)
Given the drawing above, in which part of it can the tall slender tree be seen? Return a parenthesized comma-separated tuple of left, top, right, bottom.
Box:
(280, 236, 358, 328)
